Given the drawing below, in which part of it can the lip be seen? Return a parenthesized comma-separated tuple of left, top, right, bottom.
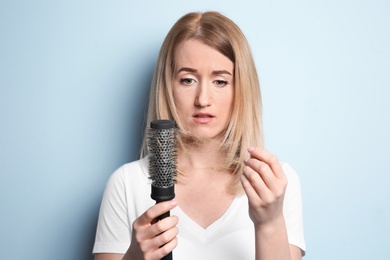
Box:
(192, 112, 215, 124)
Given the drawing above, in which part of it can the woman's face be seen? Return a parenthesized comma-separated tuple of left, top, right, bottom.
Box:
(173, 39, 234, 141)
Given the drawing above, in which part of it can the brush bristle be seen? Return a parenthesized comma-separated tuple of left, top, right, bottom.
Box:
(147, 126, 177, 188)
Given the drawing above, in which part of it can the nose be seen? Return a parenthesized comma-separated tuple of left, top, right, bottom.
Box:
(195, 82, 211, 107)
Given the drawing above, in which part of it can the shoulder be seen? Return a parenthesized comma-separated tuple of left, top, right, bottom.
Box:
(280, 162, 302, 190)
(280, 162, 306, 253)
(101, 158, 152, 212)
(111, 157, 148, 179)
(105, 158, 150, 191)
(280, 162, 303, 210)
(280, 162, 304, 214)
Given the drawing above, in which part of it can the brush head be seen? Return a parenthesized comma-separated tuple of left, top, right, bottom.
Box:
(147, 120, 177, 202)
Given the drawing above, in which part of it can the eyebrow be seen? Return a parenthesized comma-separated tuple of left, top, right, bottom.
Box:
(177, 67, 232, 76)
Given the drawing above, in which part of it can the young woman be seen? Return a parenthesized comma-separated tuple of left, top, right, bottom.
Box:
(93, 11, 306, 260)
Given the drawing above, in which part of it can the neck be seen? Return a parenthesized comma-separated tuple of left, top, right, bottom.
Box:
(178, 138, 227, 171)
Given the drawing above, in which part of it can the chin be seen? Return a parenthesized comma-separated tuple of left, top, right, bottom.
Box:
(187, 131, 224, 143)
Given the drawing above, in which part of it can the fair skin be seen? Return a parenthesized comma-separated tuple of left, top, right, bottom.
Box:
(173, 39, 235, 142)
(95, 39, 302, 260)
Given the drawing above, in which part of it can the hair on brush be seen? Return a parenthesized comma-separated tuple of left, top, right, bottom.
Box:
(147, 119, 177, 202)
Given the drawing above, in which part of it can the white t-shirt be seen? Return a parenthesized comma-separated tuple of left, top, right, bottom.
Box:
(93, 158, 306, 259)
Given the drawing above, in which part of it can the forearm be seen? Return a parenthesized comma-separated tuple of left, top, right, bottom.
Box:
(94, 253, 124, 260)
(254, 217, 291, 260)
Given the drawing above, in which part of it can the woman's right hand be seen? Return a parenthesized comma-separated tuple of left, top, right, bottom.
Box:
(124, 200, 179, 260)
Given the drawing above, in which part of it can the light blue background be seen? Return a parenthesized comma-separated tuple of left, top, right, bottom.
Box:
(1, 0, 389, 259)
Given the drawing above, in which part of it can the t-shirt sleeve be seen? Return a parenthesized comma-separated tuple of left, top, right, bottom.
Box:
(92, 166, 131, 254)
(282, 163, 306, 255)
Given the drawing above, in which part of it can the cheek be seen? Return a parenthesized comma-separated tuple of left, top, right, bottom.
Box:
(173, 88, 194, 113)
(173, 89, 182, 108)
(173, 96, 189, 120)
(223, 92, 234, 114)
(173, 96, 185, 112)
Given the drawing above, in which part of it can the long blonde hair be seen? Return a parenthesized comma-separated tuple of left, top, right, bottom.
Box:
(141, 11, 263, 190)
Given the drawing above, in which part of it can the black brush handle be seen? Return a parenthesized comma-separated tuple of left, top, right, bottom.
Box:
(159, 211, 172, 260)
(153, 187, 174, 222)
(155, 207, 172, 260)
(162, 252, 172, 260)
(157, 215, 172, 260)
(148, 120, 176, 260)
(156, 210, 170, 221)
(153, 187, 174, 260)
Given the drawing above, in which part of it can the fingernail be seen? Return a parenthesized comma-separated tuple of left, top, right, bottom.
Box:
(247, 147, 255, 153)
(171, 200, 178, 206)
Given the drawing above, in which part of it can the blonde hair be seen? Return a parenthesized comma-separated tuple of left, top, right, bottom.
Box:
(141, 11, 263, 190)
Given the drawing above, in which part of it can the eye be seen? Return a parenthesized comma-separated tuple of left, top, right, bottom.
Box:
(180, 78, 196, 85)
(214, 80, 228, 87)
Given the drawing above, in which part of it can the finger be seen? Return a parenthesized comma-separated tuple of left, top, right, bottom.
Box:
(139, 200, 178, 225)
(244, 158, 279, 191)
(247, 147, 286, 180)
(153, 225, 179, 248)
(134, 216, 178, 254)
(242, 164, 271, 200)
(146, 226, 179, 260)
(240, 173, 262, 202)
(154, 236, 178, 260)
(148, 215, 179, 238)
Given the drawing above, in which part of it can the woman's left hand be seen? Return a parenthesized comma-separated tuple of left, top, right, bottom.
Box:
(240, 147, 288, 228)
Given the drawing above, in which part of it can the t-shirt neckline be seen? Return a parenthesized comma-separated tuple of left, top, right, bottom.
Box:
(172, 195, 244, 242)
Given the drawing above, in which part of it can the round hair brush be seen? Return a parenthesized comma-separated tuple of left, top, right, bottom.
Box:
(147, 119, 177, 260)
